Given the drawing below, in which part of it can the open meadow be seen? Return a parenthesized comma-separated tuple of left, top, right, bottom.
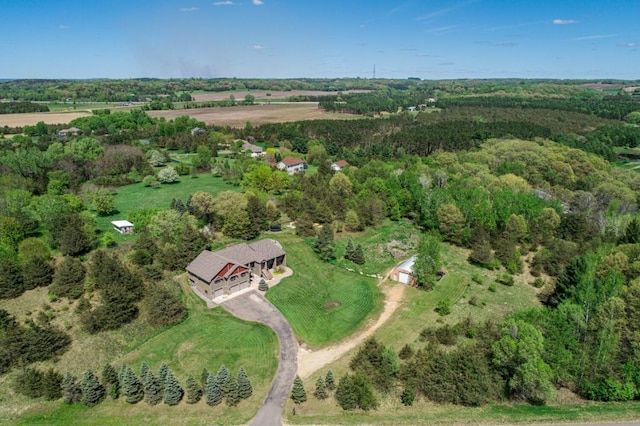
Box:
(190, 89, 370, 102)
(0, 111, 92, 127)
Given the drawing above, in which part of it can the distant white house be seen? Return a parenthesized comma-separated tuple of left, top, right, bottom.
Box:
(331, 160, 350, 171)
(191, 127, 206, 136)
(277, 156, 305, 175)
(390, 255, 417, 285)
(111, 220, 134, 235)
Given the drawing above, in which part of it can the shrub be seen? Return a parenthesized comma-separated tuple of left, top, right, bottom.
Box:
(258, 278, 269, 291)
(157, 167, 180, 184)
(400, 385, 415, 406)
(469, 296, 480, 306)
(435, 298, 452, 316)
(497, 273, 514, 286)
(471, 274, 484, 285)
(488, 283, 497, 292)
(531, 277, 545, 288)
(142, 175, 157, 187)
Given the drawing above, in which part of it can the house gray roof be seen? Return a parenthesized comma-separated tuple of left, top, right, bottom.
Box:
(186, 239, 285, 283)
(242, 142, 263, 153)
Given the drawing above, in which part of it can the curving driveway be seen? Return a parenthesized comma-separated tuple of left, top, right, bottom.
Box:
(221, 290, 298, 426)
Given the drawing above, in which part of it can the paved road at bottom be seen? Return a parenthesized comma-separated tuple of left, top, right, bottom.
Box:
(222, 290, 298, 426)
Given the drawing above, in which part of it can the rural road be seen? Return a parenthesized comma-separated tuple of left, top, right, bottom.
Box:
(221, 291, 298, 426)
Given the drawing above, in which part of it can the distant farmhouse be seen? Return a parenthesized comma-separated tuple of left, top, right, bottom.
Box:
(242, 141, 264, 157)
(58, 127, 81, 138)
(277, 156, 305, 175)
(331, 160, 349, 171)
(186, 239, 286, 299)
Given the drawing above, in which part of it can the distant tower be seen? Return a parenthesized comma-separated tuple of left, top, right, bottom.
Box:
(373, 64, 376, 80)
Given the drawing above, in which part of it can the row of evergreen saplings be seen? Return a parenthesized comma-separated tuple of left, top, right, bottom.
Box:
(290, 370, 336, 405)
(14, 362, 253, 408)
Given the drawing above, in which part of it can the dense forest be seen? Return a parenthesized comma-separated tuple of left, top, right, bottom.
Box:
(2, 79, 640, 411)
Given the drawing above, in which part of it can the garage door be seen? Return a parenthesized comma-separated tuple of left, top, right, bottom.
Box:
(240, 281, 250, 291)
(229, 284, 239, 294)
(398, 272, 411, 284)
(213, 288, 224, 298)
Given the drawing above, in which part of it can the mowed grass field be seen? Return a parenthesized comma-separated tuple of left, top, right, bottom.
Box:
(266, 233, 384, 349)
(9, 279, 279, 426)
(94, 174, 238, 235)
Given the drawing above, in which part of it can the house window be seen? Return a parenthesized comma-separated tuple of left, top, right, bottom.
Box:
(230, 276, 237, 282)
(240, 272, 248, 278)
(214, 279, 223, 285)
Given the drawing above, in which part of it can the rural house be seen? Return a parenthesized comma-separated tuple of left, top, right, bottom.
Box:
(58, 127, 81, 138)
(277, 156, 305, 175)
(390, 255, 417, 285)
(186, 239, 286, 299)
(242, 141, 264, 157)
(111, 220, 134, 234)
(331, 160, 350, 171)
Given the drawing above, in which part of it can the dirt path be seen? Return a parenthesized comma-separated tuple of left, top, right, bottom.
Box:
(296, 279, 405, 378)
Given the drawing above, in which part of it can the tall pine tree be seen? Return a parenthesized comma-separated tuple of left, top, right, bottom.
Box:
(325, 370, 335, 391)
(163, 369, 184, 406)
(290, 375, 307, 404)
(225, 374, 240, 407)
(314, 376, 328, 399)
(314, 224, 336, 261)
(101, 363, 120, 399)
(237, 367, 253, 400)
(185, 375, 203, 404)
(205, 373, 222, 406)
(80, 370, 105, 407)
(344, 239, 355, 261)
(61, 372, 82, 404)
(122, 367, 144, 404)
(352, 244, 365, 265)
(143, 369, 163, 405)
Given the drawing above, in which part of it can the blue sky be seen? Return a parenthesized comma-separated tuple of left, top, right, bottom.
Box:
(2, 0, 639, 79)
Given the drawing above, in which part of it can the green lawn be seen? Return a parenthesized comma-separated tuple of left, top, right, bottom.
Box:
(266, 233, 384, 348)
(7, 279, 278, 426)
(94, 174, 238, 235)
(285, 396, 640, 425)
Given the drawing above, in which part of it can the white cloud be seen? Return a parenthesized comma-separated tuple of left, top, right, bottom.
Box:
(573, 34, 617, 41)
(249, 45, 265, 49)
(59, 24, 70, 30)
(253, 0, 264, 5)
(179, 7, 199, 12)
(552, 19, 578, 25)
(618, 42, 637, 48)
(213, 1, 234, 5)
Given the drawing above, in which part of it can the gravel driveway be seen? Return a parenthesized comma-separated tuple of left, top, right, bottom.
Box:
(221, 290, 298, 426)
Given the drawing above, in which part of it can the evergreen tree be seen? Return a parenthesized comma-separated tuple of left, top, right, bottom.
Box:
(217, 365, 231, 397)
(18, 238, 53, 290)
(237, 367, 253, 400)
(258, 278, 269, 291)
(61, 372, 82, 404)
(185, 375, 202, 404)
(59, 213, 93, 256)
(157, 363, 169, 393)
(290, 375, 307, 404)
(247, 194, 268, 238)
(200, 368, 209, 388)
(118, 364, 128, 390)
(313, 224, 336, 261)
(140, 362, 150, 385)
(143, 370, 163, 405)
(325, 370, 335, 391)
(352, 244, 365, 265)
(225, 374, 240, 407)
(295, 213, 315, 237)
(0, 257, 24, 299)
(49, 256, 85, 299)
(205, 373, 222, 406)
(101, 363, 120, 399)
(314, 376, 328, 400)
(344, 239, 355, 261)
(163, 369, 184, 406)
(413, 235, 442, 290)
(42, 368, 63, 400)
(80, 370, 106, 407)
(122, 367, 144, 404)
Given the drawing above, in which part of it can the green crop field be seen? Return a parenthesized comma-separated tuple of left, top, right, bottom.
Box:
(266, 233, 384, 348)
(9, 279, 279, 426)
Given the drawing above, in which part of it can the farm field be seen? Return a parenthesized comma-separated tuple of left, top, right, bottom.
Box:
(190, 89, 370, 102)
(7, 280, 279, 426)
(0, 111, 91, 127)
(147, 103, 358, 128)
(266, 233, 384, 349)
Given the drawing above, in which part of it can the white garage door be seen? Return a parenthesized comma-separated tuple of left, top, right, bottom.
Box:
(229, 284, 239, 294)
(398, 272, 411, 284)
(240, 281, 250, 291)
(213, 288, 224, 298)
